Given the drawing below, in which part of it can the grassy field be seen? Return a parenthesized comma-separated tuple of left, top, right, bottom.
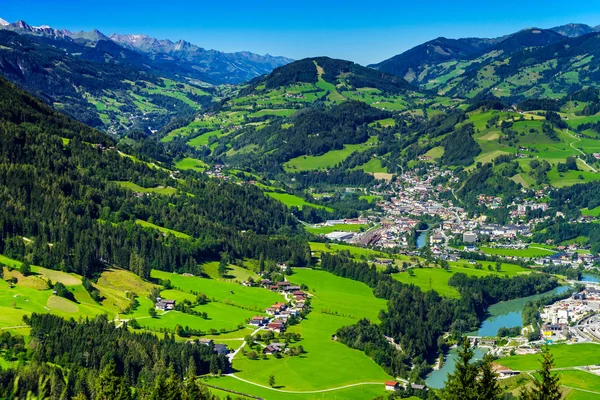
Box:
(498, 344, 600, 371)
(283, 138, 377, 172)
(230, 269, 391, 391)
(151, 270, 281, 311)
(139, 301, 256, 333)
(266, 192, 333, 211)
(479, 246, 555, 258)
(202, 376, 392, 400)
(113, 181, 177, 195)
(305, 224, 368, 235)
(175, 157, 208, 172)
(582, 206, 600, 217)
(186, 130, 224, 147)
(308, 242, 389, 259)
(354, 158, 388, 173)
(393, 262, 531, 298)
(135, 219, 191, 239)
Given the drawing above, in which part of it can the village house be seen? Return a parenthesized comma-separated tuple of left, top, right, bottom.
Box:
(263, 343, 286, 355)
(155, 299, 176, 311)
(267, 320, 285, 333)
(265, 307, 279, 316)
(214, 344, 229, 356)
(492, 363, 520, 379)
(384, 380, 400, 391)
(250, 316, 268, 326)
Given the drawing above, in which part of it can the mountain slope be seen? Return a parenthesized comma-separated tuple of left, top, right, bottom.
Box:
(368, 37, 495, 83)
(0, 29, 215, 134)
(371, 28, 567, 87)
(0, 75, 309, 281)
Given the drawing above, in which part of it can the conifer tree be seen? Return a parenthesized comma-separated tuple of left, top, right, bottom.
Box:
(441, 339, 478, 400)
(477, 354, 502, 400)
(520, 345, 561, 400)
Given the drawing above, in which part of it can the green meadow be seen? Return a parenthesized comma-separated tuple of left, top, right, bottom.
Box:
(231, 269, 391, 391)
(202, 376, 391, 400)
(308, 241, 389, 259)
(393, 262, 531, 298)
(151, 270, 281, 311)
(266, 192, 333, 211)
(175, 157, 208, 172)
(135, 219, 191, 239)
(479, 246, 555, 258)
(113, 181, 177, 195)
(186, 130, 223, 147)
(498, 344, 600, 371)
(305, 224, 368, 235)
(283, 137, 377, 172)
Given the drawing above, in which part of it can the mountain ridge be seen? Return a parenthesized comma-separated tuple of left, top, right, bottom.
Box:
(0, 17, 293, 84)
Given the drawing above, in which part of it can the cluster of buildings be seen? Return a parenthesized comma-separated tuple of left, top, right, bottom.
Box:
(541, 286, 600, 342)
(245, 279, 308, 333)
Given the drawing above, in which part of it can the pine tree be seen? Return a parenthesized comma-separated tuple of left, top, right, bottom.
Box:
(95, 361, 131, 400)
(441, 338, 479, 400)
(520, 345, 561, 400)
(477, 354, 502, 400)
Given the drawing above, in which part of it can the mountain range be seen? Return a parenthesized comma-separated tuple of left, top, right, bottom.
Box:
(0, 18, 293, 84)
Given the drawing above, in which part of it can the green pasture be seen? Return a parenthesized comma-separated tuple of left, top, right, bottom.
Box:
(498, 344, 600, 371)
(231, 269, 391, 391)
(266, 192, 333, 211)
(393, 263, 530, 298)
(135, 219, 191, 239)
(151, 270, 281, 311)
(283, 140, 376, 172)
(305, 224, 368, 235)
(175, 157, 208, 172)
(113, 181, 177, 195)
(479, 246, 555, 258)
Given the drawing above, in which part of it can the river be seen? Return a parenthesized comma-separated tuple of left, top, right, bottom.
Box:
(581, 273, 600, 283)
(416, 230, 428, 249)
(425, 285, 570, 389)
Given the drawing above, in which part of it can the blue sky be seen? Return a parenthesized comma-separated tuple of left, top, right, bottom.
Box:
(3, 0, 600, 64)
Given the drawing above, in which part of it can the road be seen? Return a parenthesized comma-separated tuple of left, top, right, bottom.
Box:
(225, 374, 405, 394)
(565, 129, 598, 173)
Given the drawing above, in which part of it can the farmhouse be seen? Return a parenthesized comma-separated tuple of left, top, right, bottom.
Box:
(214, 344, 230, 356)
(155, 299, 176, 311)
(492, 363, 520, 379)
(197, 338, 214, 346)
(263, 343, 286, 355)
(267, 320, 285, 333)
(250, 316, 268, 326)
(385, 380, 400, 391)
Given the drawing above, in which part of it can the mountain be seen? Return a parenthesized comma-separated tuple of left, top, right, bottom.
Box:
(244, 56, 416, 94)
(368, 37, 496, 83)
(370, 28, 567, 85)
(550, 23, 600, 37)
(0, 29, 216, 134)
(159, 56, 425, 176)
(0, 18, 292, 84)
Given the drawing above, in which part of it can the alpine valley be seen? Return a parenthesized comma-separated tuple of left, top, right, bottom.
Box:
(1, 15, 600, 400)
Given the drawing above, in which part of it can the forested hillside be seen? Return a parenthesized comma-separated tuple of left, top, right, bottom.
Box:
(0, 76, 310, 280)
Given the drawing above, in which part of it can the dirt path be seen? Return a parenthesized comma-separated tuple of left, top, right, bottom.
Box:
(225, 374, 398, 394)
(566, 129, 598, 172)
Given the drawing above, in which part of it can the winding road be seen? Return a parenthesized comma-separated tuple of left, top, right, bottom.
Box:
(565, 129, 598, 173)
